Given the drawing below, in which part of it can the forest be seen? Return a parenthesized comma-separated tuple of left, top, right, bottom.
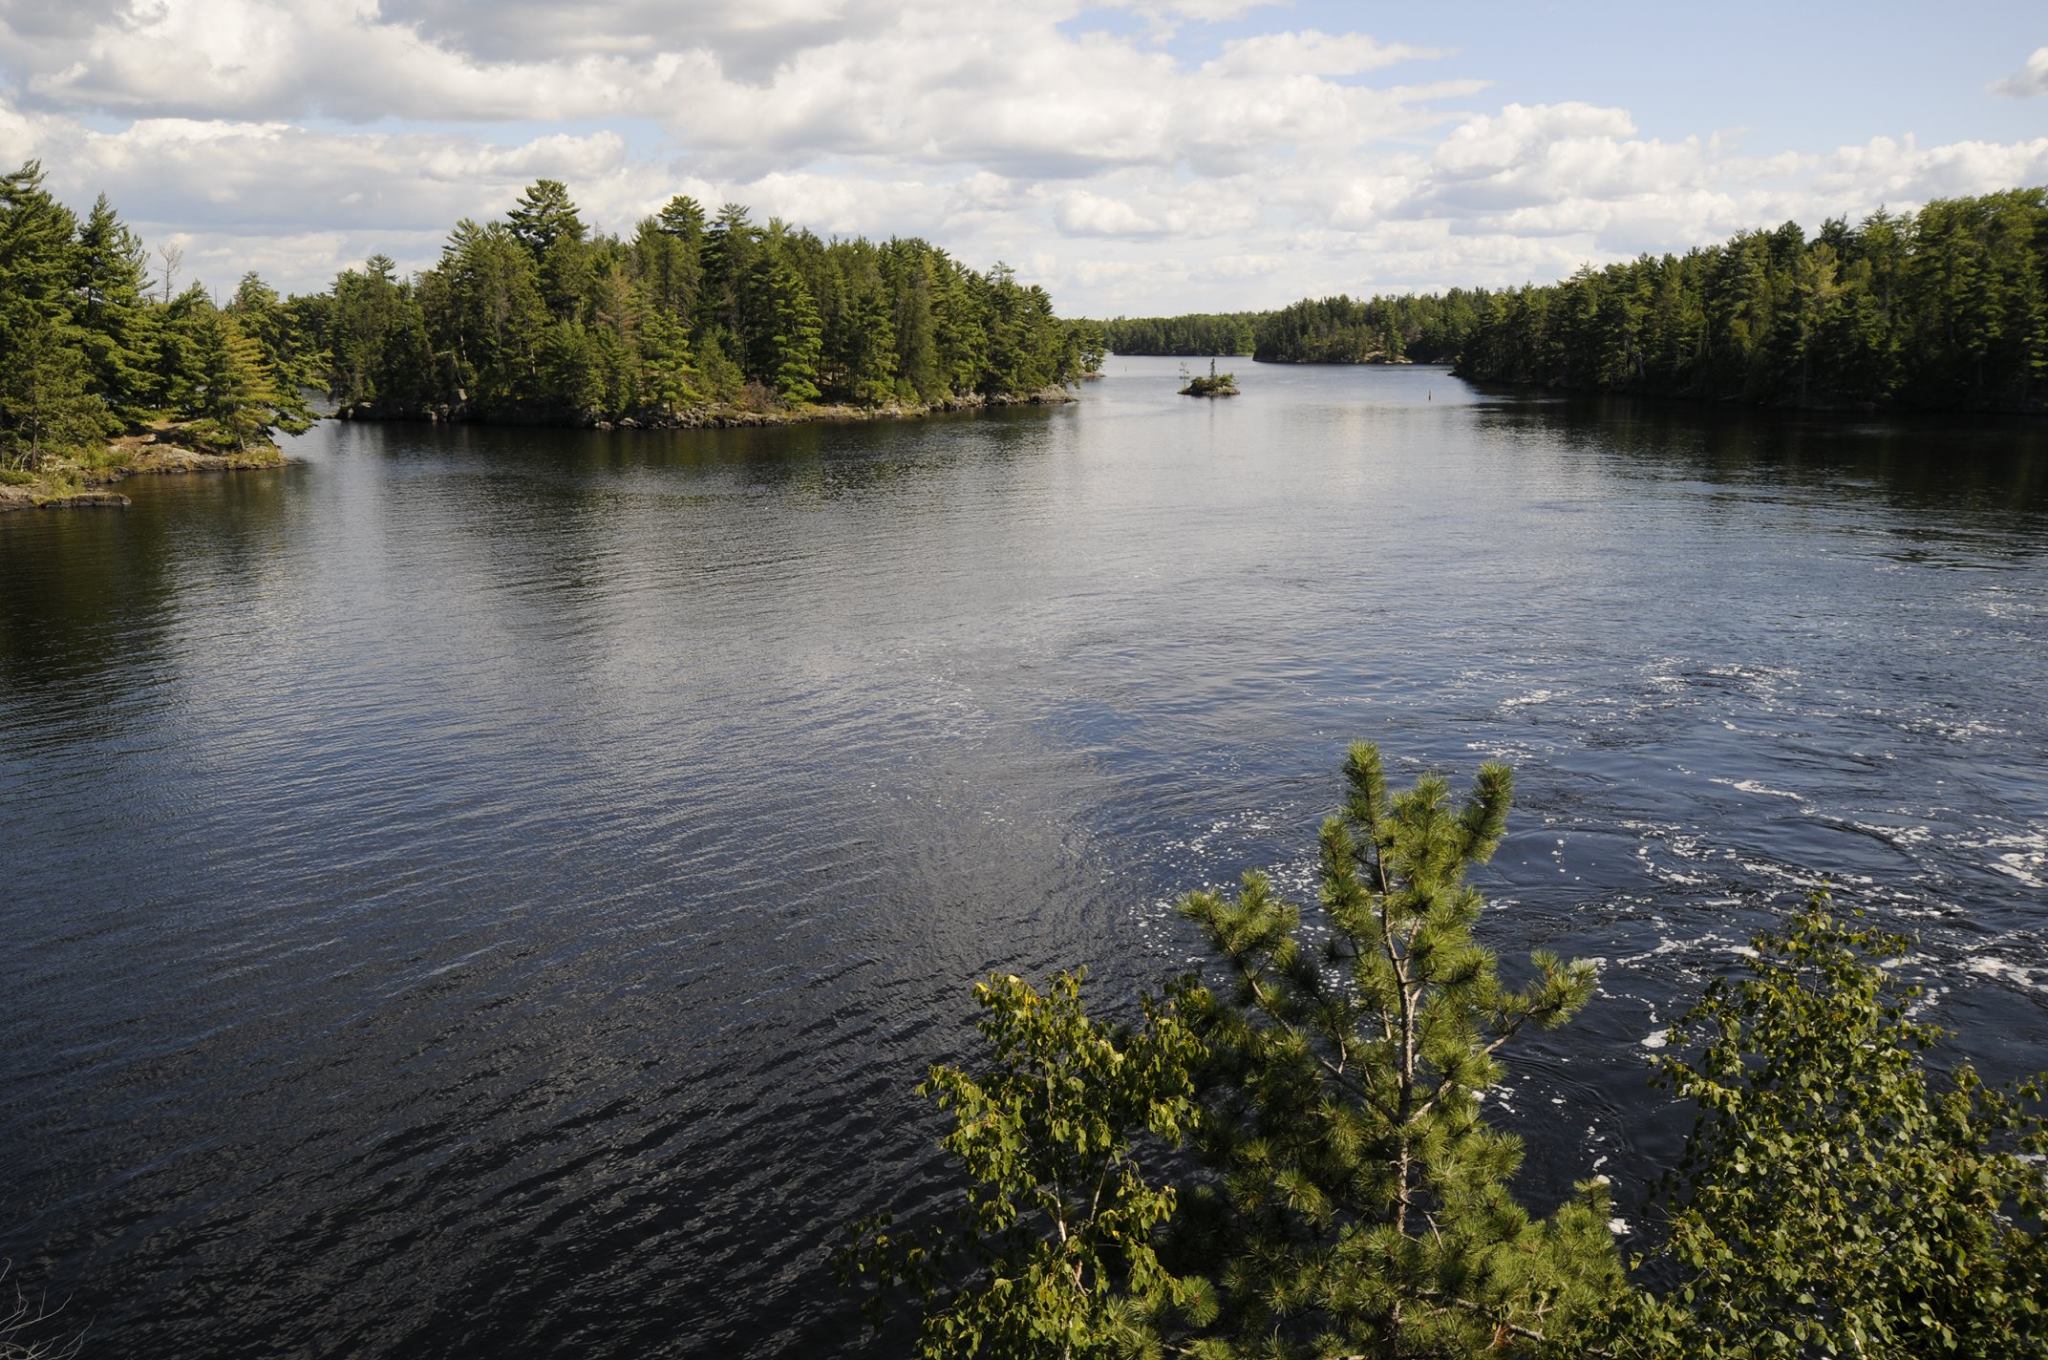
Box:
(301, 180, 1102, 424)
(1099, 312, 1264, 356)
(1106, 187, 2047, 412)
(1253, 289, 1491, 364)
(0, 160, 313, 499)
(1457, 187, 2046, 410)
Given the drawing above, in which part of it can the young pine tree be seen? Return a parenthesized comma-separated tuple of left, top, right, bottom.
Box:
(849, 746, 1622, 1360)
(1169, 742, 1621, 1358)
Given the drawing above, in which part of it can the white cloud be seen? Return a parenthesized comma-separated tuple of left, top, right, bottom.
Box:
(1992, 45, 2048, 97)
(1205, 29, 1447, 78)
(0, 5, 2044, 310)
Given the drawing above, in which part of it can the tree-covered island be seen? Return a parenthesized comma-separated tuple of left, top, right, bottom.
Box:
(1179, 360, 1239, 397)
(305, 179, 1104, 430)
(0, 167, 1107, 510)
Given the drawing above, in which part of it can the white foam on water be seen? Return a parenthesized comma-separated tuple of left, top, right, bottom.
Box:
(1710, 777, 1806, 802)
(1641, 1029, 1669, 1049)
(1969, 829, 2048, 888)
(1964, 953, 2048, 995)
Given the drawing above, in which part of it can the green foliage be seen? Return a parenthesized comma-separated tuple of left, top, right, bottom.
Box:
(1178, 360, 1237, 397)
(0, 312, 113, 469)
(174, 306, 297, 451)
(1609, 897, 2048, 1360)
(292, 179, 1088, 423)
(746, 246, 824, 403)
(1114, 186, 2046, 411)
(1256, 292, 1487, 364)
(851, 747, 1622, 1359)
(1100, 312, 1264, 357)
(71, 193, 157, 415)
(852, 750, 2048, 1358)
(1170, 743, 1620, 1357)
(842, 970, 1206, 1360)
(0, 162, 309, 468)
(1459, 189, 2048, 410)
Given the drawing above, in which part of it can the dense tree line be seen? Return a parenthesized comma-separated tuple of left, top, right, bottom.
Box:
(846, 746, 2048, 1360)
(1100, 312, 1265, 356)
(298, 180, 1102, 424)
(1109, 187, 2048, 411)
(1459, 189, 2048, 410)
(0, 161, 312, 474)
(1253, 289, 1492, 364)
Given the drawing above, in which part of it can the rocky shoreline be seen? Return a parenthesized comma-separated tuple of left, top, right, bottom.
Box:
(334, 386, 1077, 430)
(0, 430, 285, 513)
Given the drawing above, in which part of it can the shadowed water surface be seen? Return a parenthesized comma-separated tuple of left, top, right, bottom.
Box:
(3, 357, 2046, 1355)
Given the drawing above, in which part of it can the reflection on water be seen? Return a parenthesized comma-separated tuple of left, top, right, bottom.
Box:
(2, 358, 2045, 1356)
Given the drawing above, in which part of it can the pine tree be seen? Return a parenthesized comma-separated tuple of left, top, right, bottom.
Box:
(886, 240, 941, 401)
(637, 194, 705, 321)
(0, 312, 111, 469)
(700, 202, 758, 347)
(1170, 743, 1621, 1358)
(226, 272, 315, 432)
(746, 250, 823, 404)
(636, 307, 702, 414)
(178, 307, 288, 451)
(71, 193, 156, 415)
(433, 218, 550, 408)
(506, 178, 585, 262)
(831, 247, 898, 405)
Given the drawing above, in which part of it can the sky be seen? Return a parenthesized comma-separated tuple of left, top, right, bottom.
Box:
(1, 0, 2044, 314)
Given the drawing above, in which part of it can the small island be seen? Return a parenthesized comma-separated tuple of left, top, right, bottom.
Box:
(1179, 359, 1240, 398)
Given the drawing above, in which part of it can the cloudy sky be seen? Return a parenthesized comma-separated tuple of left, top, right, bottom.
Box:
(2, 0, 2044, 313)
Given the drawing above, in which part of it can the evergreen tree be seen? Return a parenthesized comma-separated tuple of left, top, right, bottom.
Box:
(507, 178, 585, 263)
(701, 202, 758, 347)
(638, 194, 705, 321)
(829, 244, 898, 404)
(277, 179, 1093, 422)
(636, 307, 703, 414)
(1170, 743, 1620, 1357)
(886, 239, 941, 401)
(226, 272, 316, 428)
(431, 218, 550, 406)
(1451, 188, 2048, 410)
(851, 747, 1623, 1360)
(746, 248, 823, 403)
(71, 193, 156, 414)
(0, 312, 111, 469)
(177, 306, 295, 451)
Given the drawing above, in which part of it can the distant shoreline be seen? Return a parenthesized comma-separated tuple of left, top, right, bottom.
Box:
(333, 386, 1076, 432)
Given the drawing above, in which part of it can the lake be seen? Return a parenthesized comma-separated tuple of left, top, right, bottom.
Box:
(3, 356, 2045, 1356)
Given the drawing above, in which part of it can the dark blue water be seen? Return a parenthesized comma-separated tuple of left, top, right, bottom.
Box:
(3, 358, 2045, 1356)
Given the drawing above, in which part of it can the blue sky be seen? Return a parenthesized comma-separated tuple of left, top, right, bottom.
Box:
(0, 1, 2042, 311)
